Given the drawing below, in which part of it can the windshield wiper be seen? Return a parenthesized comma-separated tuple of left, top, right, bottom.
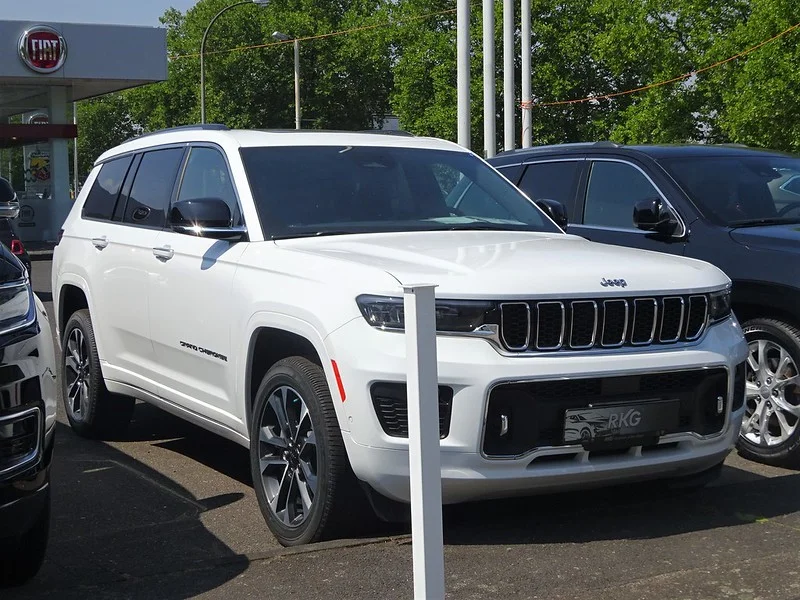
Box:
(271, 230, 358, 240)
(728, 217, 800, 228)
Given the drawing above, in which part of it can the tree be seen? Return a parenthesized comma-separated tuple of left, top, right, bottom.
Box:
(76, 95, 137, 182)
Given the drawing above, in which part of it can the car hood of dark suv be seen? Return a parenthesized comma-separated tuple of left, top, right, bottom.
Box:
(729, 223, 800, 253)
(0, 242, 25, 284)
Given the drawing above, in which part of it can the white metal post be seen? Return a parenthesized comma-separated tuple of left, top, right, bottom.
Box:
(457, 0, 470, 149)
(293, 38, 301, 129)
(502, 0, 514, 150)
(403, 284, 445, 600)
(482, 0, 496, 158)
(72, 101, 78, 198)
(520, 0, 532, 148)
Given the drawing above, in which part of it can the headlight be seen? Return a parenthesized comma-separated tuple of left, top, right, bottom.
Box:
(0, 279, 35, 336)
(708, 289, 732, 323)
(356, 295, 495, 332)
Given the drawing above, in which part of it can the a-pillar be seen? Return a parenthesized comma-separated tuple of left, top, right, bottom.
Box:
(47, 86, 71, 242)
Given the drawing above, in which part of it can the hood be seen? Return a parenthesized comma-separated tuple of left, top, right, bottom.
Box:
(276, 230, 729, 298)
(729, 223, 800, 253)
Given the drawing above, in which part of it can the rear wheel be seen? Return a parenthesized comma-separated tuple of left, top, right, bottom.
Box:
(737, 318, 800, 467)
(61, 309, 135, 439)
(250, 357, 368, 546)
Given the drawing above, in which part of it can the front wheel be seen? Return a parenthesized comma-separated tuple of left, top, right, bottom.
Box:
(737, 318, 800, 467)
(250, 357, 368, 546)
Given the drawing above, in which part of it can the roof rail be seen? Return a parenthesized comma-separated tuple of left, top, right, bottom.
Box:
(124, 123, 229, 143)
(593, 140, 620, 147)
(357, 129, 416, 137)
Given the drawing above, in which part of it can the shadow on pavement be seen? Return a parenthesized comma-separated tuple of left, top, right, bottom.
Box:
(120, 402, 253, 487)
(441, 464, 800, 546)
(56, 399, 800, 556)
(11, 422, 249, 599)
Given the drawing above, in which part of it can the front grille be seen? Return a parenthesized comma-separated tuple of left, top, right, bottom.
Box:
(0, 407, 41, 475)
(498, 293, 710, 352)
(371, 383, 453, 439)
(483, 368, 729, 457)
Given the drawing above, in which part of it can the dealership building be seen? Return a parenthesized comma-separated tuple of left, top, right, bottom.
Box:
(0, 20, 167, 242)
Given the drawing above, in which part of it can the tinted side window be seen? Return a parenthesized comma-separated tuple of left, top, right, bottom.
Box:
(124, 148, 184, 228)
(82, 156, 133, 221)
(176, 147, 240, 225)
(583, 161, 660, 228)
(782, 175, 800, 196)
(518, 161, 581, 211)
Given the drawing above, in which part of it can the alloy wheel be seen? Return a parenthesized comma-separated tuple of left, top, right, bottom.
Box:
(64, 328, 90, 421)
(257, 385, 318, 527)
(742, 339, 800, 446)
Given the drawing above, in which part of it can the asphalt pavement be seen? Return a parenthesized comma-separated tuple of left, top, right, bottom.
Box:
(7, 260, 800, 600)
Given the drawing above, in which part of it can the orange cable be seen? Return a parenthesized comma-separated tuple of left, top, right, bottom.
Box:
(522, 21, 800, 109)
(171, 5, 462, 60)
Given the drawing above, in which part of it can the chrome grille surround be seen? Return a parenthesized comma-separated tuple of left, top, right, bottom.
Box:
(535, 301, 566, 350)
(659, 296, 685, 343)
(631, 298, 658, 346)
(499, 302, 530, 351)
(497, 293, 711, 353)
(568, 300, 598, 349)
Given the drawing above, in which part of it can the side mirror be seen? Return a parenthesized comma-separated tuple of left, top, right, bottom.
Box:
(633, 198, 679, 236)
(0, 177, 19, 219)
(535, 198, 568, 229)
(170, 198, 247, 241)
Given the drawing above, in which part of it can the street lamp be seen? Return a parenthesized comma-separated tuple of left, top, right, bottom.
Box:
(272, 31, 301, 130)
(200, 0, 269, 124)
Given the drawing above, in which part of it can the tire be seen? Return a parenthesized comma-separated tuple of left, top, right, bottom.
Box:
(737, 318, 800, 467)
(0, 488, 50, 587)
(61, 309, 135, 439)
(250, 357, 369, 546)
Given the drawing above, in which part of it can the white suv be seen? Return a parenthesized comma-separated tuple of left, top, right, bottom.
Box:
(53, 125, 748, 545)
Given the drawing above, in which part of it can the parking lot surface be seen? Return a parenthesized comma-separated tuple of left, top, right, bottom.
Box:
(8, 261, 800, 600)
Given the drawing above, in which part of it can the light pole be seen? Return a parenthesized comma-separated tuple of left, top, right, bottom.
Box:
(272, 31, 301, 129)
(200, 0, 269, 124)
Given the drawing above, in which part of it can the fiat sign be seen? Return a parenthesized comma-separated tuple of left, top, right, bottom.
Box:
(18, 26, 67, 74)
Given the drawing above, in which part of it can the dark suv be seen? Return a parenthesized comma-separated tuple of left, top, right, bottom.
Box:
(489, 142, 800, 467)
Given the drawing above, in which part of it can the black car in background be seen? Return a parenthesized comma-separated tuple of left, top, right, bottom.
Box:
(0, 178, 31, 275)
(489, 143, 800, 467)
(0, 177, 57, 586)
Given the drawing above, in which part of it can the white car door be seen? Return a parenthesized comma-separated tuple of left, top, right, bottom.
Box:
(147, 145, 246, 431)
(77, 147, 185, 394)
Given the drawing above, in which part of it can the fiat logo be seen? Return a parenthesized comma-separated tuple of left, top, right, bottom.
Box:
(18, 26, 67, 74)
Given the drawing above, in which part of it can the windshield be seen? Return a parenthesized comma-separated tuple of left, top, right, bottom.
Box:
(659, 155, 800, 227)
(239, 145, 560, 239)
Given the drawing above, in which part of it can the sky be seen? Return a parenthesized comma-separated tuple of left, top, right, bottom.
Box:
(2, 0, 198, 27)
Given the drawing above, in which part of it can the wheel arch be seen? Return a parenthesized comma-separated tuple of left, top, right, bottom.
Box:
(56, 274, 95, 345)
(731, 280, 800, 329)
(242, 314, 344, 439)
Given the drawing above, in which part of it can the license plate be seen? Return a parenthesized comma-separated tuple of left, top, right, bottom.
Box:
(564, 400, 680, 444)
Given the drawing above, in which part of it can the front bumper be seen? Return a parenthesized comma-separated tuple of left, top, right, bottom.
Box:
(0, 295, 57, 537)
(325, 315, 748, 503)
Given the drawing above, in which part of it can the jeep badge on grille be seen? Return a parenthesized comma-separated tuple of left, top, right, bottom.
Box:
(600, 278, 627, 288)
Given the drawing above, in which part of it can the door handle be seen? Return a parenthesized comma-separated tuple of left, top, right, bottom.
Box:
(91, 236, 109, 250)
(152, 245, 174, 261)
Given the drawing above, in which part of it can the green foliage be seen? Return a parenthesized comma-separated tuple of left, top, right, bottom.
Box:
(74, 0, 800, 177)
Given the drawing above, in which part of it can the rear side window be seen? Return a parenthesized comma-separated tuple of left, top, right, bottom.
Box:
(518, 161, 581, 211)
(82, 156, 133, 221)
(124, 148, 185, 228)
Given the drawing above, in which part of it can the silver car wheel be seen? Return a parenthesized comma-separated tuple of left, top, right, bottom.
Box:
(64, 328, 90, 421)
(257, 385, 318, 527)
(742, 338, 800, 447)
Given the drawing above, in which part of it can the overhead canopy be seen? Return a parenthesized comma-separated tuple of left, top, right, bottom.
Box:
(0, 19, 168, 120)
